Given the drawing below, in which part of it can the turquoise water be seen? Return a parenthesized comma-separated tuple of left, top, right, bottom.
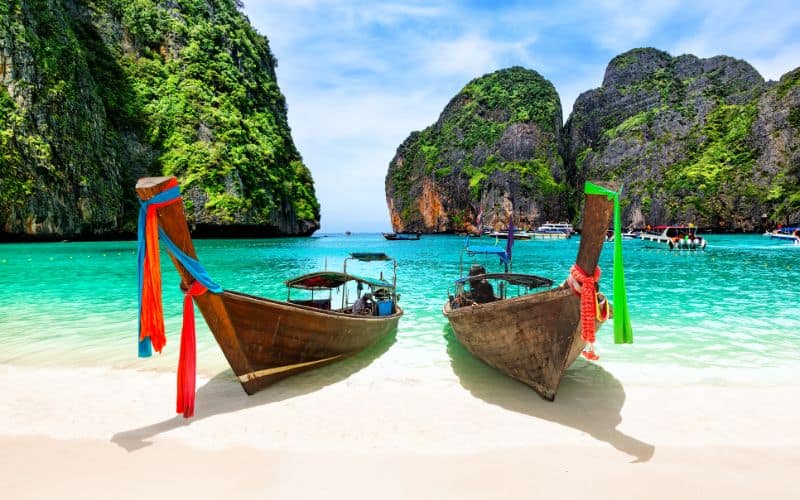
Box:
(1, 234, 798, 380)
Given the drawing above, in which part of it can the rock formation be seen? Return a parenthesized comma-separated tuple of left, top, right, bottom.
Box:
(387, 48, 800, 232)
(564, 47, 797, 231)
(0, 0, 319, 240)
(385, 67, 567, 233)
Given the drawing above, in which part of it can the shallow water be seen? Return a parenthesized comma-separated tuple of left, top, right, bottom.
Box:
(1, 233, 797, 382)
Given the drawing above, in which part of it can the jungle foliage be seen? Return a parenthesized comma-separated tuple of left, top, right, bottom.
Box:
(0, 0, 318, 233)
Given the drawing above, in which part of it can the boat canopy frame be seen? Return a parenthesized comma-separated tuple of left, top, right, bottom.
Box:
(285, 271, 394, 291)
(285, 253, 399, 312)
(461, 235, 510, 273)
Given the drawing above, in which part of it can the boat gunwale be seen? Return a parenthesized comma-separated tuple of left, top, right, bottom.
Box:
(451, 272, 555, 289)
(442, 283, 572, 318)
(223, 289, 404, 321)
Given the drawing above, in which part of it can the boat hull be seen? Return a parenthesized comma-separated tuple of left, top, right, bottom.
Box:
(443, 287, 586, 400)
(442, 182, 615, 400)
(764, 232, 800, 242)
(212, 292, 402, 394)
(382, 232, 421, 240)
(531, 232, 569, 239)
(489, 232, 532, 240)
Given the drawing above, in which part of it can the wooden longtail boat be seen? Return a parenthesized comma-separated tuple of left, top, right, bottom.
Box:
(382, 231, 421, 240)
(136, 177, 403, 395)
(443, 182, 620, 400)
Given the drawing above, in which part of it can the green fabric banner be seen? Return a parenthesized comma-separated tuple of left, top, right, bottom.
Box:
(584, 182, 634, 344)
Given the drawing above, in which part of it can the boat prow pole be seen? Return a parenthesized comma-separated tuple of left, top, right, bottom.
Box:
(135, 176, 255, 391)
(136, 176, 199, 283)
(575, 181, 618, 276)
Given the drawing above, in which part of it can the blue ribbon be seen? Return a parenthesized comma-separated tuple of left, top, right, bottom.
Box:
(137, 186, 222, 357)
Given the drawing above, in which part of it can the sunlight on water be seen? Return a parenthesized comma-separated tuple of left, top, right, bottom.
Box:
(1, 233, 798, 382)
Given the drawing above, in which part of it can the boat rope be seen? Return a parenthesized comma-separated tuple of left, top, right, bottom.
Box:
(583, 182, 634, 345)
(137, 180, 222, 418)
(568, 264, 603, 360)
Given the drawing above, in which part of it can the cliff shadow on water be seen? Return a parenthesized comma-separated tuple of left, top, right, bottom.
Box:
(444, 326, 655, 463)
(111, 329, 397, 451)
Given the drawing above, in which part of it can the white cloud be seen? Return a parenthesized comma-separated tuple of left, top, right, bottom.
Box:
(421, 34, 503, 79)
(749, 44, 800, 82)
(591, 0, 683, 51)
(670, 0, 800, 66)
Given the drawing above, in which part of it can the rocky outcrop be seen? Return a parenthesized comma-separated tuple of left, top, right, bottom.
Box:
(385, 67, 567, 233)
(565, 47, 799, 231)
(750, 68, 800, 226)
(0, 0, 319, 240)
(389, 48, 800, 233)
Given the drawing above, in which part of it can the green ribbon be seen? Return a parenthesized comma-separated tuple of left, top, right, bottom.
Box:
(584, 182, 633, 344)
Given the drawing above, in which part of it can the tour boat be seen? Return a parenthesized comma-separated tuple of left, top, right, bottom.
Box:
(763, 226, 800, 243)
(639, 225, 708, 250)
(531, 222, 573, 239)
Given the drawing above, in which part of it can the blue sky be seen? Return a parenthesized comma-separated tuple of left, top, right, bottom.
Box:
(243, 0, 800, 233)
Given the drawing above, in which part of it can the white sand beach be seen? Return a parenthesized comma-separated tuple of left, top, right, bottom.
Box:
(1, 358, 797, 500)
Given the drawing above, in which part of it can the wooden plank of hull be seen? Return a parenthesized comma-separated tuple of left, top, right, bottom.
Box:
(444, 288, 584, 400)
(220, 291, 402, 394)
(136, 177, 402, 396)
(443, 182, 615, 400)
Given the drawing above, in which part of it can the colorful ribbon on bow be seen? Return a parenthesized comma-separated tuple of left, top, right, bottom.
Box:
(584, 181, 634, 345)
(137, 180, 222, 418)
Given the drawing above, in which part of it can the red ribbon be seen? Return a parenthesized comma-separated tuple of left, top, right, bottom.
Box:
(177, 280, 207, 418)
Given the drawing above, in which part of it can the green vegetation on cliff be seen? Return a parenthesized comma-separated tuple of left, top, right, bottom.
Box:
(385, 67, 568, 232)
(0, 0, 318, 238)
(565, 47, 800, 230)
(765, 68, 800, 222)
(665, 102, 759, 218)
(461, 67, 561, 133)
(111, 0, 319, 223)
(388, 67, 563, 224)
(1, 0, 126, 232)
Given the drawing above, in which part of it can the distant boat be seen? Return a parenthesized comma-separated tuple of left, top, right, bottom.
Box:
(345, 231, 352, 236)
(383, 231, 421, 240)
(622, 230, 641, 239)
(605, 229, 641, 242)
(443, 182, 620, 400)
(488, 229, 532, 240)
(640, 225, 708, 250)
(531, 222, 573, 239)
(764, 226, 800, 243)
(136, 176, 403, 403)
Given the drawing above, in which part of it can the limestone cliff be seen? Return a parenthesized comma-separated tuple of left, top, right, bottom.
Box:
(0, 0, 319, 240)
(385, 67, 567, 233)
(388, 49, 800, 232)
(565, 48, 799, 230)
